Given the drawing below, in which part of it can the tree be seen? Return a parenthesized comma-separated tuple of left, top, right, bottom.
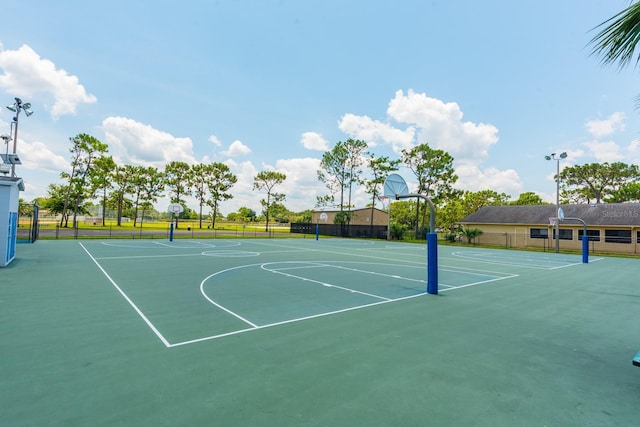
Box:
(317, 139, 368, 213)
(164, 161, 192, 228)
(439, 190, 509, 232)
(236, 207, 257, 222)
(291, 209, 313, 223)
(203, 162, 237, 230)
(43, 184, 70, 218)
(268, 202, 292, 223)
(190, 163, 209, 229)
(401, 143, 458, 237)
(137, 167, 165, 227)
(605, 181, 640, 202)
(389, 200, 418, 230)
(590, 2, 640, 106)
(510, 191, 547, 205)
(89, 156, 116, 226)
(111, 164, 137, 226)
(253, 170, 286, 232)
(462, 227, 484, 244)
(59, 134, 109, 228)
(127, 165, 156, 227)
(362, 154, 400, 234)
(18, 198, 32, 217)
(558, 162, 640, 204)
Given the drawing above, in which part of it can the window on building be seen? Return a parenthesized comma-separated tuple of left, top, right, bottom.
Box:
(552, 228, 573, 240)
(530, 228, 548, 239)
(578, 229, 600, 242)
(604, 229, 631, 244)
(637, 230, 640, 244)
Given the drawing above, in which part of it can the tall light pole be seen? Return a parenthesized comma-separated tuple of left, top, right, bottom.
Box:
(545, 152, 567, 253)
(6, 97, 33, 177)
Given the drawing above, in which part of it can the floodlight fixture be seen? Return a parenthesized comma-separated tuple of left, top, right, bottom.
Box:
(545, 151, 568, 253)
(4, 97, 33, 177)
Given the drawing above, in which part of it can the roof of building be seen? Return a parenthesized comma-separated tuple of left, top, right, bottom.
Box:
(459, 203, 640, 226)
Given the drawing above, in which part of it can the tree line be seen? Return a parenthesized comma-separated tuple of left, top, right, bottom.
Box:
(27, 134, 640, 235)
(36, 133, 289, 230)
(315, 138, 640, 238)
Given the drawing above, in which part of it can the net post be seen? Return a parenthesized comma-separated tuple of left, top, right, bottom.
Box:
(427, 232, 438, 295)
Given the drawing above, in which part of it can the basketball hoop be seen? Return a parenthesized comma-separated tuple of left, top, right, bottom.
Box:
(167, 203, 184, 215)
(549, 217, 558, 226)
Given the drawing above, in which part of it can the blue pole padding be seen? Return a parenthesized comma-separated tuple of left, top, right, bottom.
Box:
(427, 232, 438, 294)
(315, 224, 319, 241)
(170, 222, 174, 242)
(582, 235, 588, 263)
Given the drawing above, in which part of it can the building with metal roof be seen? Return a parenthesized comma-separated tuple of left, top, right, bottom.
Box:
(458, 203, 640, 254)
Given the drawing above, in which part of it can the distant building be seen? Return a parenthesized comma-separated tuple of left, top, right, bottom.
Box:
(312, 207, 388, 226)
(459, 203, 640, 255)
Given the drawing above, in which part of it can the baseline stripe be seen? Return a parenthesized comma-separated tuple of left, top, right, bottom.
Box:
(79, 242, 172, 347)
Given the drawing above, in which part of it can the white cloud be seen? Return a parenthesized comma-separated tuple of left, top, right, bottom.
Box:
(222, 140, 251, 157)
(102, 116, 196, 167)
(585, 112, 625, 138)
(0, 44, 96, 119)
(455, 162, 522, 195)
(301, 132, 329, 151)
(583, 140, 624, 162)
(338, 113, 415, 153)
(19, 139, 69, 173)
(386, 89, 499, 162)
(208, 135, 222, 146)
(219, 157, 324, 213)
(223, 159, 259, 211)
(628, 139, 640, 164)
(275, 157, 324, 211)
(338, 89, 512, 197)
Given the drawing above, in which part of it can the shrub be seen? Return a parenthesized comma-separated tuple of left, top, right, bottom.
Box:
(390, 223, 406, 240)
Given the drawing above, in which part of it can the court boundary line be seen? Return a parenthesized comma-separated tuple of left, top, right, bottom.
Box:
(170, 292, 427, 348)
(79, 241, 523, 348)
(450, 250, 605, 270)
(79, 242, 172, 347)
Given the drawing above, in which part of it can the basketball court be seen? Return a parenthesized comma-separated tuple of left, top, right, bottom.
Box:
(1, 238, 638, 426)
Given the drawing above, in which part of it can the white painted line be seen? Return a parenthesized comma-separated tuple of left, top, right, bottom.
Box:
(439, 274, 519, 292)
(169, 291, 428, 347)
(95, 253, 198, 260)
(199, 266, 261, 328)
(262, 266, 392, 301)
(79, 242, 172, 348)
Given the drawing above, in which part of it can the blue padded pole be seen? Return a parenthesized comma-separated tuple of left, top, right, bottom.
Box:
(427, 232, 438, 294)
(582, 234, 588, 263)
(169, 214, 174, 242)
(315, 224, 319, 241)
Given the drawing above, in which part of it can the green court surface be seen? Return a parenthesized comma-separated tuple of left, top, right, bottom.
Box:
(1, 238, 639, 426)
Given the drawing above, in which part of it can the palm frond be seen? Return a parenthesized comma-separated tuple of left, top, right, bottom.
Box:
(589, 1, 640, 69)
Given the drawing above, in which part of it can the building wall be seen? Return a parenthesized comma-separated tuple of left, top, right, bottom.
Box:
(312, 208, 388, 226)
(461, 222, 640, 254)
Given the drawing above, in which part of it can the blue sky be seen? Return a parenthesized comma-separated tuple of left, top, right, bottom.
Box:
(1, 0, 639, 215)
